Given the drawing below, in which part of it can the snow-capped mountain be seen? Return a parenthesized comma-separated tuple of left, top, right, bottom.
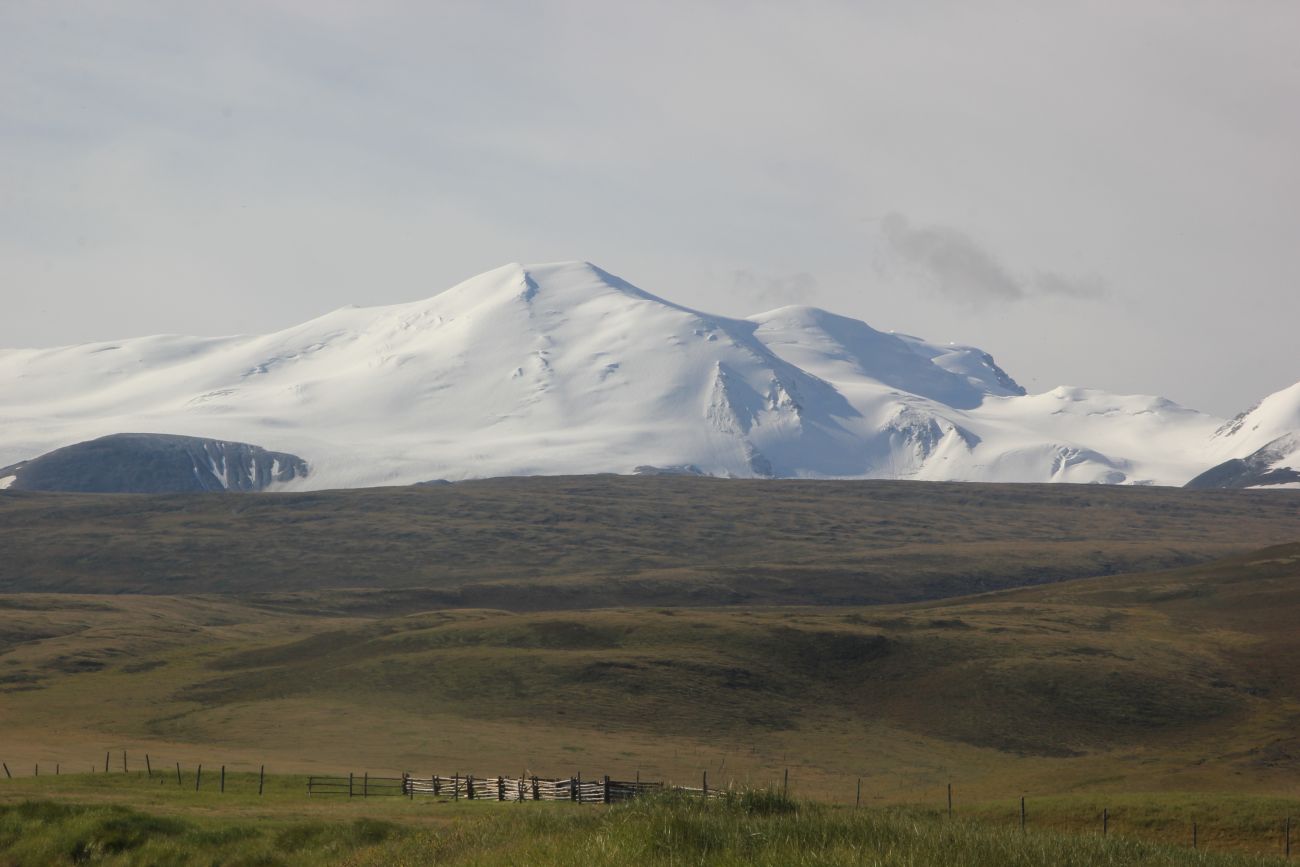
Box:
(0, 261, 1294, 490)
(1186, 383, 1300, 489)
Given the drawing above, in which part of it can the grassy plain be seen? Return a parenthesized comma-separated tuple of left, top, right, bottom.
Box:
(0, 779, 1294, 866)
(3, 544, 1300, 810)
(2, 479, 1299, 861)
(2, 476, 1298, 602)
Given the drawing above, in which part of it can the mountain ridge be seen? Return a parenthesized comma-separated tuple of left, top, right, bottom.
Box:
(0, 261, 1295, 490)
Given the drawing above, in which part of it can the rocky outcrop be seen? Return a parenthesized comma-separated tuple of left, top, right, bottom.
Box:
(0, 433, 308, 493)
(1185, 434, 1300, 490)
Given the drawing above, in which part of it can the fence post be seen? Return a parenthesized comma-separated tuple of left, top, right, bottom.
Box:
(1103, 808, 1108, 837)
(122, 751, 127, 773)
(702, 770, 708, 799)
(105, 752, 110, 773)
(433, 775, 440, 797)
(604, 775, 611, 804)
(577, 772, 583, 805)
(1020, 796, 1026, 833)
(783, 768, 788, 797)
(195, 764, 202, 792)
(453, 773, 459, 801)
(532, 776, 539, 801)
(176, 762, 181, 786)
(34, 764, 38, 777)
(856, 778, 861, 809)
(947, 783, 952, 818)
(467, 774, 474, 800)
(363, 772, 369, 798)
(408, 773, 414, 801)
(220, 766, 225, 793)
(348, 772, 354, 798)
(570, 776, 577, 803)
(1, 763, 8, 779)
(259, 765, 265, 797)
(497, 776, 504, 801)
(56, 764, 59, 775)
(1286, 815, 1291, 858)
(1193, 822, 1198, 850)
(145, 755, 152, 778)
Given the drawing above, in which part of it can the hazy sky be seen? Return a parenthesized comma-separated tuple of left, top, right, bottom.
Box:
(3, 1, 1297, 415)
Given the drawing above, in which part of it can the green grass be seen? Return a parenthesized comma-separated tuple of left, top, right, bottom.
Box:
(961, 793, 1300, 857)
(0, 799, 405, 866)
(0, 790, 1289, 866)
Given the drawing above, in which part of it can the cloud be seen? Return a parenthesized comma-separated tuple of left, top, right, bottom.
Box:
(1031, 270, 1108, 299)
(731, 269, 819, 308)
(879, 213, 1108, 307)
(880, 213, 1024, 304)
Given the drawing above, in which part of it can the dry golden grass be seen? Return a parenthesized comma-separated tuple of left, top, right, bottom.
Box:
(3, 544, 1300, 813)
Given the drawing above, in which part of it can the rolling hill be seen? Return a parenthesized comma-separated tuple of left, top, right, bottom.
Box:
(1, 476, 1297, 599)
(3, 542, 1300, 806)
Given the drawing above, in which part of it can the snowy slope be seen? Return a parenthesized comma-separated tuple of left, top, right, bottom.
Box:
(1208, 381, 1300, 459)
(0, 261, 1293, 489)
(1187, 383, 1300, 488)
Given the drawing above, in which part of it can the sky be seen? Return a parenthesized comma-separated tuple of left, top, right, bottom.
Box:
(2, 1, 1297, 416)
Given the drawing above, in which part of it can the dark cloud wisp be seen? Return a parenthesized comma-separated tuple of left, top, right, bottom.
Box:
(879, 213, 1108, 307)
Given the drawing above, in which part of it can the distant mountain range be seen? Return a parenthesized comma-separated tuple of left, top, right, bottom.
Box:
(1, 261, 1296, 493)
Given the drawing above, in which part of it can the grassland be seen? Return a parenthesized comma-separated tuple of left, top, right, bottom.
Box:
(0, 776, 1294, 866)
(3, 543, 1300, 815)
(2, 478, 1298, 861)
(2, 477, 1298, 603)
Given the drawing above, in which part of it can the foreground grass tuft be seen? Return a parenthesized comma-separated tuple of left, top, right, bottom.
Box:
(0, 794, 1288, 866)
(370, 795, 1287, 867)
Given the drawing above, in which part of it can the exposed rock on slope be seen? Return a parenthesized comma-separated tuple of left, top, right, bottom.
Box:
(0, 433, 308, 493)
(1186, 433, 1300, 490)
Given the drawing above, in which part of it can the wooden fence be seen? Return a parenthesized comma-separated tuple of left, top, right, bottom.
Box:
(307, 772, 711, 804)
(307, 773, 405, 798)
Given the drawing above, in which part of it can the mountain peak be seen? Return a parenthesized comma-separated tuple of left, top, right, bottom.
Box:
(1, 261, 1290, 490)
(429, 261, 674, 313)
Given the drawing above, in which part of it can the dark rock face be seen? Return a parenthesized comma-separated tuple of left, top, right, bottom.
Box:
(1185, 434, 1300, 490)
(0, 433, 308, 493)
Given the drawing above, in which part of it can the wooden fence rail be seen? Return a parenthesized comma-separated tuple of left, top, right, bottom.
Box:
(309, 773, 687, 804)
(307, 774, 405, 798)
